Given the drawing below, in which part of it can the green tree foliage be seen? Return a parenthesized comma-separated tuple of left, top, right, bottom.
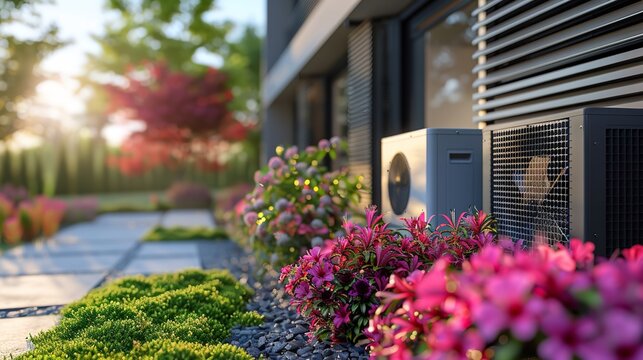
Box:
(86, 0, 262, 116)
(224, 25, 261, 116)
(0, 0, 62, 139)
(87, 0, 231, 75)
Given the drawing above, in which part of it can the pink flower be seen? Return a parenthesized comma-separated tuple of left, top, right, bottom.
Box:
(623, 244, 643, 262)
(294, 282, 312, 299)
(284, 146, 298, 159)
(569, 239, 595, 268)
(310, 261, 334, 287)
(333, 304, 351, 328)
(268, 156, 284, 170)
(318, 139, 331, 151)
(243, 211, 257, 226)
(474, 272, 543, 341)
(302, 247, 326, 262)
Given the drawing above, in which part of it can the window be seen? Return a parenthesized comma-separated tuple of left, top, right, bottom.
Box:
(405, 1, 477, 130)
(331, 71, 348, 169)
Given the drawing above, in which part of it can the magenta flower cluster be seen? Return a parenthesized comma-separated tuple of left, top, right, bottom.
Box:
(241, 138, 362, 266)
(280, 207, 497, 343)
(367, 240, 643, 360)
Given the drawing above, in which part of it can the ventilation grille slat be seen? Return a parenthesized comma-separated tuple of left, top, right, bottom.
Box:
(473, 1, 643, 123)
(490, 119, 570, 247)
(347, 22, 373, 208)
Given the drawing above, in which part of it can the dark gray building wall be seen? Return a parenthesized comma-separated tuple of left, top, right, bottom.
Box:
(265, 0, 295, 71)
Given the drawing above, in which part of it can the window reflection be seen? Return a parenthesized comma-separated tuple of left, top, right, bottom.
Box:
(331, 71, 348, 169)
(424, 3, 476, 128)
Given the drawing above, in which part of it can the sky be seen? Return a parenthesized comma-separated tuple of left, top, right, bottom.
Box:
(14, 0, 266, 77)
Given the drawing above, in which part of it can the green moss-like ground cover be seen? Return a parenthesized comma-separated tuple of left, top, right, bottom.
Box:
(19, 270, 263, 359)
(142, 226, 229, 241)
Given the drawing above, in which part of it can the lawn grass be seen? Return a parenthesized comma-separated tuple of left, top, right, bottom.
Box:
(18, 269, 262, 359)
(142, 226, 229, 241)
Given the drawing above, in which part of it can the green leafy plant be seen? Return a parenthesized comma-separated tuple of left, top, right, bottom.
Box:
(241, 138, 363, 267)
(18, 269, 262, 359)
(143, 226, 229, 241)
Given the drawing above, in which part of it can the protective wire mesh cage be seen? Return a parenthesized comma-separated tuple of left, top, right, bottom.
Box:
(605, 128, 643, 255)
(490, 120, 570, 247)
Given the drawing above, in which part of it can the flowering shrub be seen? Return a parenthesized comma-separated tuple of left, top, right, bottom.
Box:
(0, 184, 29, 205)
(62, 197, 99, 224)
(0, 195, 66, 244)
(280, 207, 496, 343)
(241, 138, 362, 266)
(367, 240, 643, 360)
(106, 62, 250, 175)
(165, 181, 213, 209)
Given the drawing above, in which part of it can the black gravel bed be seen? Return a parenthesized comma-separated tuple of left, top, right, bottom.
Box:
(200, 241, 368, 360)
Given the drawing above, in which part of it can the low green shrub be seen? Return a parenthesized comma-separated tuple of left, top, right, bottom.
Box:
(142, 226, 229, 241)
(19, 269, 262, 359)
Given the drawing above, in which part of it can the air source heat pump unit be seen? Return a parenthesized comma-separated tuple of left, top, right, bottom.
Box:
(483, 107, 643, 257)
(381, 129, 482, 227)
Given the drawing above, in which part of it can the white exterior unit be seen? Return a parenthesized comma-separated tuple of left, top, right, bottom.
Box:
(381, 128, 482, 227)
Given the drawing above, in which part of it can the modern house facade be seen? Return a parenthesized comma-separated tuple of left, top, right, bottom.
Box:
(262, 0, 643, 209)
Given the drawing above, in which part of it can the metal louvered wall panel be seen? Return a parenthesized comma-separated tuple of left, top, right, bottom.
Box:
(347, 22, 374, 208)
(473, 0, 643, 124)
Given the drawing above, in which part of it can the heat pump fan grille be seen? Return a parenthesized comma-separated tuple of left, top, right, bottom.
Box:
(491, 120, 570, 247)
(605, 128, 643, 256)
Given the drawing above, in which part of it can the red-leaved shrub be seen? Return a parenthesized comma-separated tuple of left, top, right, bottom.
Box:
(280, 207, 496, 343)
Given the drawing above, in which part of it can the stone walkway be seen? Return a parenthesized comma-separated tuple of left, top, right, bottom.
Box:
(0, 210, 220, 357)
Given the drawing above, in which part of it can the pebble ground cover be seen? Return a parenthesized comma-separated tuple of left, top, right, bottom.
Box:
(17, 270, 263, 359)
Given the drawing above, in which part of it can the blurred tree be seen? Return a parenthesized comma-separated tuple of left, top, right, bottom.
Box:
(85, 0, 262, 117)
(87, 0, 231, 75)
(0, 0, 62, 139)
(86, 0, 263, 174)
(106, 62, 250, 175)
(223, 25, 261, 120)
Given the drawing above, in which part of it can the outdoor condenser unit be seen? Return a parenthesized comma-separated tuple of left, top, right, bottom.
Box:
(381, 128, 482, 227)
(482, 107, 643, 257)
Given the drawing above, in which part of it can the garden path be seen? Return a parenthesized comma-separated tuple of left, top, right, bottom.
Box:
(0, 209, 229, 357)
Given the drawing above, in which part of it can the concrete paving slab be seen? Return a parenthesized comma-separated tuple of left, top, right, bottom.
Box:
(136, 242, 199, 258)
(0, 253, 122, 276)
(54, 227, 145, 242)
(162, 209, 215, 228)
(122, 256, 201, 275)
(4, 240, 134, 258)
(52, 234, 140, 245)
(0, 273, 104, 308)
(0, 315, 59, 357)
